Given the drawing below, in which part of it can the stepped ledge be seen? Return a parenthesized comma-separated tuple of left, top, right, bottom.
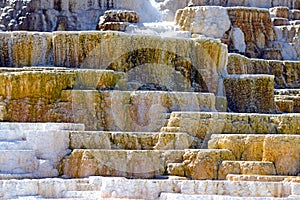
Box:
(0, 0, 300, 199)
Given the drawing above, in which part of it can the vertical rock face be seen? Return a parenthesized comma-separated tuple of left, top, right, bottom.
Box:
(269, 6, 290, 18)
(0, 32, 53, 67)
(0, 69, 123, 127)
(0, 0, 107, 31)
(0, 70, 75, 122)
(224, 75, 277, 113)
(227, 53, 300, 88)
(0, 31, 228, 95)
(53, 31, 228, 95)
(227, 7, 278, 59)
(0, 0, 162, 31)
(263, 135, 300, 175)
(101, 91, 216, 132)
(183, 149, 235, 180)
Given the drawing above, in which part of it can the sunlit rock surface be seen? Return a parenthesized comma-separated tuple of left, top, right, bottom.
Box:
(209, 134, 300, 175)
(227, 7, 278, 59)
(163, 112, 300, 138)
(227, 53, 300, 88)
(218, 161, 277, 179)
(59, 149, 185, 178)
(0, 123, 84, 179)
(175, 6, 231, 39)
(182, 149, 235, 180)
(275, 89, 300, 113)
(0, 0, 300, 199)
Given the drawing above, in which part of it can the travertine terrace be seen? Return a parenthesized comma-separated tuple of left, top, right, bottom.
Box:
(0, 0, 300, 199)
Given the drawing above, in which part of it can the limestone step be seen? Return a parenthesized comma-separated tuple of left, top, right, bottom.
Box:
(159, 193, 293, 200)
(62, 191, 103, 199)
(166, 163, 186, 177)
(9, 196, 43, 200)
(275, 89, 300, 113)
(275, 89, 300, 96)
(0, 130, 26, 141)
(59, 149, 185, 179)
(165, 149, 235, 180)
(275, 98, 294, 113)
(290, 20, 300, 25)
(209, 134, 300, 159)
(162, 112, 300, 144)
(0, 150, 39, 173)
(0, 177, 298, 199)
(0, 140, 30, 150)
(289, 195, 300, 199)
(0, 123, 85, 131)
(218, 161, 276, 180)
(208, 134, 300, 175)
(226, 174, 300, 182)
(100, 91, 217, 132)
(272, 17, 290, 26)
(0, 173, 35, 180)
(69, 131, 193, 150)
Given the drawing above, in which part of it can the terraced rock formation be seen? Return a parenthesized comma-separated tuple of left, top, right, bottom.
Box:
(0, 0, 299, 199)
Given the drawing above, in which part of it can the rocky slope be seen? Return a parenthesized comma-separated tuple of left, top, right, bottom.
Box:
(0, 0, 299, 199)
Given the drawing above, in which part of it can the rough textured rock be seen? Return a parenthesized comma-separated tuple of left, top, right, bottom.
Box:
(263, 135, 300, 175)
(218, 161, 276, 179)
(53, 31, 228, 95)
(1, 1, 300, 198)
(166, 163, 185, 177)
(182, 149, 235, 180)
(224, 75, 277, 113)
(69, 131, 193, 150)
(270, 7, 290, 18)
(59, 149, 184, 178)
(0, 32, 53, 67)
(275, 99, 294, 113)
(175, 6, 231, 39)
(0, 0, 163, 31)
(227, 7, 278, 59)
(208, 134, 265, 161)
(101, 91, 216, 132)
(159, 0, 300, 21)
(154, 132, 194, 150)
(274, 25, 300, 60)
(0, 69, 123, 127)
(209, 134, 300, 175)
(98, 10, 139, 31)
(0, 31, 229, 96)
(275, 89, 300, 112)
(162, 112, 300, 142)
(290, 9, 300, 20)
(0, 176, 296, 199)
(60, 90, 102, 130)
(272, 17, 290, 26)
(0, 68, 219, 131)
(226, 174, 300, 182)
(227, 53, 300, 88)
(70, 131, 156, 150)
